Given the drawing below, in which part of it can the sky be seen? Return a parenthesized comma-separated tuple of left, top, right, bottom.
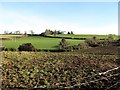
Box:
(0, 2, 118, 35)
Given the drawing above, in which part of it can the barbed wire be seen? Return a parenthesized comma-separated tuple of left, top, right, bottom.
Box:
(63, 66, 120, 89)
(5, 66, 120, 89)
(98, 66, 120, 75)
(105, 81, 120, 90)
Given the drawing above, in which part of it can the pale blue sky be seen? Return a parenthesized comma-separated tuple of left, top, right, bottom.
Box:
(0, 2, 118, 34)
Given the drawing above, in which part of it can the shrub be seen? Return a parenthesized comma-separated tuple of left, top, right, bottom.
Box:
(0, 47, 5, 51)
(58, 38, 69, 50)
(85, 38, 99, 47)
(9, 48, 17, 51)
(78, 43, 90, 49)
(18, 43, 36, 51)
(4, 48, 9, 51)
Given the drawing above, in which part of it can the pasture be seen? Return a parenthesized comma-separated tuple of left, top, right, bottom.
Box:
(49, 34, 118, 39)
(1, 34, 119, 50)
(2, 35, 84, 49)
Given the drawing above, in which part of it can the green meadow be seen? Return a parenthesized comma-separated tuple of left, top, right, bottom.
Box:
(1, 34, 119, 50)
(2, 36, 84, 50)
(49, 34, 118, 39)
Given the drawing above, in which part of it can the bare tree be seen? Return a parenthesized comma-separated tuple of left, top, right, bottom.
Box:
(24, 31, 27, 37)
(30, 30, 34, 35)
(15, 31, 20, 34)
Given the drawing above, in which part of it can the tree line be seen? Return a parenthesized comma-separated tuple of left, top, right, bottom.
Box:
(3, 29, 74, 36)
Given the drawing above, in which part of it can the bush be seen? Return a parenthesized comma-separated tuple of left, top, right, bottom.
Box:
(85, 39, 99, 47)
(85, 36, 114, 47)
(58, 38, 69, 50)
(4, 48, 9, 51)
(18, 43, 36, 51)
(0, 47, 5, 51)
(78, 43, 90, 49)
(9, 48, 17, 51)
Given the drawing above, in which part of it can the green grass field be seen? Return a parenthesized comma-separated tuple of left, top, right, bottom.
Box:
(49, 34, 118, 39)
(1, 34, 119, 50)
(2, 36, 84, 49)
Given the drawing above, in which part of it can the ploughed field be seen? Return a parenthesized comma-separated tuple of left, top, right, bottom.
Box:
(1, 51, 120, 89)
(1, 34, 120, 89)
